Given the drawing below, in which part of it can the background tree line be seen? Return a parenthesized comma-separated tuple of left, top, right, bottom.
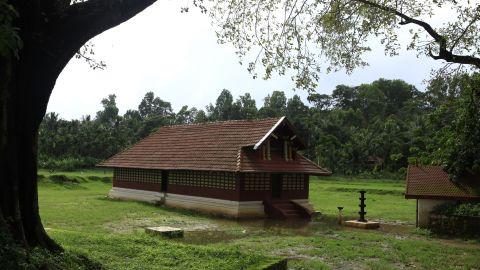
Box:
(39, 74, 480, 179)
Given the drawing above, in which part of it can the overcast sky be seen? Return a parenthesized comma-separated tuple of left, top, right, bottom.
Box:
(49, 1, 443, 120)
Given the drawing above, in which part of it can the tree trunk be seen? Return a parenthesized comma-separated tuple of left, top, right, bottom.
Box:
(0, 0, 157, 252)
(0, 44, 62, 251)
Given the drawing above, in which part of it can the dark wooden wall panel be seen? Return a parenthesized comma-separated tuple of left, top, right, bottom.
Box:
(113, 168, 309, 201)
(167, 185, 239, 200)
(113, 180, 161, 192)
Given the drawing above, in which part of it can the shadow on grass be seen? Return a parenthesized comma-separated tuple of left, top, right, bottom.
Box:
(324, 186, 405, 196)
(0, 231, 103, 270)
(315, 175, 404, 183)
(102, 196, 233, 220)
(37, 174, 90, 190)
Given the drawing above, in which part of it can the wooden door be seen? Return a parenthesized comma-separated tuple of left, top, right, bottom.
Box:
(271, 174, 282, 199)
(161, 171, 168, 192)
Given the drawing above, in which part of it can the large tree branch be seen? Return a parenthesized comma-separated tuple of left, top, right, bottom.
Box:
(44, 0, 157, 75)
(450, 13, 479, 51)
(427, 47, 480, 68)
(353, 0, 480, 69)
(21, 0, 157, 127)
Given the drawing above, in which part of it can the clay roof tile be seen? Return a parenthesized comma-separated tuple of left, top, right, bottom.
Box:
(405, 165, 480, 200)
(98, 117, 329, 175)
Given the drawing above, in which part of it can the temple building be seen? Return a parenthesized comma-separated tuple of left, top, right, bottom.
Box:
(98, 117, 330, 218)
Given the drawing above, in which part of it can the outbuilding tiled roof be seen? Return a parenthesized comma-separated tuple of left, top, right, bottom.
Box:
(405, 165, 480, 200)
(98, 117, 330, 175)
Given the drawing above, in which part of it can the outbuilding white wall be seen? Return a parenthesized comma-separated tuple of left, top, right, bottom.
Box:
(417, 199, 449, 227)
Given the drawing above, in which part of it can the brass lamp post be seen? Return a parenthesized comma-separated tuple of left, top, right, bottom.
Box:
(337, 206, 344, 225)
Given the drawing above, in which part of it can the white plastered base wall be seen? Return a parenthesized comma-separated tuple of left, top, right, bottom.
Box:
(108, 187, 165, 204)
(108, 187, 314, 218)
(108, 187, 265, 218)
(164, 193, 266, 218)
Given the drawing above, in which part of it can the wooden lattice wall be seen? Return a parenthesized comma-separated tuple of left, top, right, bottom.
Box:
(114, 168, 305, 194)
(243, 173, 305, 191)
(244, 173, 270, 191)
(282, 174, 305, 190)
(169, 171, 236, 190)
(114, 168, 162, 183)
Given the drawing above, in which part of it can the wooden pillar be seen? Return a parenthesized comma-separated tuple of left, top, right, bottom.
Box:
(236, 172, 244, 201)
(288, 143, 293, 160)
(266, 139, 271, 160)
(161, 170, 168, 192)
(416, 199, 419, 227)
(305, 174, 310, 198)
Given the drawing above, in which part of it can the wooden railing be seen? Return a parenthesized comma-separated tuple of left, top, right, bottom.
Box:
(429, 214, 480, 236)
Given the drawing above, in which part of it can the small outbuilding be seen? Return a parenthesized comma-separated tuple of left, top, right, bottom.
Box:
(98, 117, 330, 218)
(405, 165, 480, 227)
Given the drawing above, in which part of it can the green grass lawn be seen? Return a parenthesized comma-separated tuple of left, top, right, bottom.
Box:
(310, 176, 415, 223)
(38, 170, 480, 270)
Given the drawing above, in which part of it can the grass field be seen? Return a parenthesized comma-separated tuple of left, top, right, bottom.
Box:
(38, 170, 480, 270)
(310, 176, 415, 223)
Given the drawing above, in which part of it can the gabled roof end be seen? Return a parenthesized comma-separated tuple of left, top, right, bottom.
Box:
(253, 116, 285, 150)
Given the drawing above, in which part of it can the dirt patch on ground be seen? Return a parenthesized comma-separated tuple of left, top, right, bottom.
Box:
(377, 219, 413, 226)
(104, 217, 218, 234)
(421, 236, 480, 249)
(273, 245, 318, 258)
(376, 223, 414, 234)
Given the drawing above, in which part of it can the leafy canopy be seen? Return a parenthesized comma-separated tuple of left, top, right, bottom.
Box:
(199, 0, 480, 90)
(443, 74, 480, 179)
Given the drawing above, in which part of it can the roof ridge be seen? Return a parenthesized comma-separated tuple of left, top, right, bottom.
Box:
(253, 116, 285, 150)
(236, 148, 242, 172)
(158, 116, 285, 129)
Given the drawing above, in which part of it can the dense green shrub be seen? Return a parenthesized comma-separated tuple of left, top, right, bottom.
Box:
(432, 203, 458, 216)
(49, 174, 80, 184)
(38, 156, 101, 171)
(87, 175, 112, 183)
(432, 202, 480, 217)
(0, 231, 30, 269)
(355, 170, 405, 180)
(0, 229, 103, 269)
(443, 74, 480, 181)
(455, 203, 480, 217)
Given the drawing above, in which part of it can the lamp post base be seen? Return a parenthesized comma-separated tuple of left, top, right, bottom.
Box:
(345, 220, 380, 229)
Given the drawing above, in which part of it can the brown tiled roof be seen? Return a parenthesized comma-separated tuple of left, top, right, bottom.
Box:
(405, 165, 480, 201)
(98, 117, 330, 175)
